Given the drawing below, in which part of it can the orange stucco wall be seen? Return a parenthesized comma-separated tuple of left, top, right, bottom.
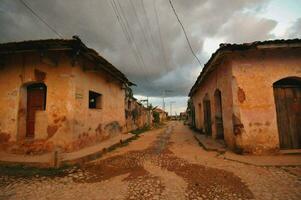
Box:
(0, 51, 127, 154)
(71, 58, 126, 151)
(231, 47, 301, 154)
(192, 46, 301, 154)
(191, 57, 236, 149)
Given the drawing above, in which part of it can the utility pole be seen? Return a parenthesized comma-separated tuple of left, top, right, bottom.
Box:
(162, 90, 165, 111)
(162, 90, 173, 112)
(169, 101, 176, 117)
(140, 97, 149, 107)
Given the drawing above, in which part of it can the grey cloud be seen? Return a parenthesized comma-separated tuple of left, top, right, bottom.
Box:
(286, 18, 301, 38)
(0, 0, 277, 99)
(217, 13, 277, 43)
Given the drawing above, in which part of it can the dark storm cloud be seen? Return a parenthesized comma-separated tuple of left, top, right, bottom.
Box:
(0, 0, 276, 97)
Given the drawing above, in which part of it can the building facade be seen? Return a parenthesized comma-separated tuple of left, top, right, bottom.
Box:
(189, 39, 301, 154)
(125, 95, 152, 132)
(0, 37, 133, 154)
(153, 108, 168, 123)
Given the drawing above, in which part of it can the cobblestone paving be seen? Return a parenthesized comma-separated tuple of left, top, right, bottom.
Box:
(169, 122, 301, 200)
(0, 122, 300, 200)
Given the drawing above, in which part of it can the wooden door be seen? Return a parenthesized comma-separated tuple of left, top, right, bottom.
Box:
(26, 83, 46, 138)
(214, 90, 224, 139)
(274, 80, 301, 149)
(203, 100, 212, 136)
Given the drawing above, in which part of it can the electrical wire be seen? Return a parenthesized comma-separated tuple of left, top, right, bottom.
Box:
(110, 0, 144, 74)
(129, 0, 156, 65)
(111, 0, 152, 84)
(168, 0, 202, 66)
(140, 0, 161, 63)
(116, 0, 147, 71)
(153, 0, 169, 70)
(19, 0, 63, 38)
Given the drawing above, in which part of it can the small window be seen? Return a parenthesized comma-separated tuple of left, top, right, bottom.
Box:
(89, 91, 102, 109)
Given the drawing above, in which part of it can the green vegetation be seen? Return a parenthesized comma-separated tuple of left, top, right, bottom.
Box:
(153, 111, 160, 124)
(131, 125, 150, 135)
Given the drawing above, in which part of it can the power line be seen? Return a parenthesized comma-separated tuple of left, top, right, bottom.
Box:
(140, 0, 157, 50)
(168, 0, 202, 66)
(116, 0, 147, 71)
(129, 0, 156, 65)
(19, 0, 63, 38)
(110, 0, 143, 72)
(110, 0, 142, 66)
(153, 0, 169, 70)
(140, 0, 162, 68)
(110, 0, 131, 44)
(110, 0, 152, 85)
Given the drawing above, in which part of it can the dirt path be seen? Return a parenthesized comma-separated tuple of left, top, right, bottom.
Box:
(0, 122, 300, 200)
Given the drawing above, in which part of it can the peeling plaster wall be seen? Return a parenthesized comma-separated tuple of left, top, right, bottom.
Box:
(0, 51, 127, 154)
(0, 51, 74, 153)
(71, 57, 126, 151)
(191, 58, 235, 149)
(125, 100, 150, 132)
(231, 47, 301, 154)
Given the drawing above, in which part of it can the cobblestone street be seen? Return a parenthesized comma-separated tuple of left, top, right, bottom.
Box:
(1, 122, 301, 200)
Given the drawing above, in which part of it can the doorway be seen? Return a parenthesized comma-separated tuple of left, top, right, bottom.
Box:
(203, 94, 212, 136)
(273, 77, 301, 149)
(26, 83, 47, 138)
(214, 89, 224, 139)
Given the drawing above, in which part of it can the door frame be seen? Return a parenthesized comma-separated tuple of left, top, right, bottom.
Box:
(273, 77, 301, 150)
(214, 89, 224, 139)
(203, 94, 212, 136)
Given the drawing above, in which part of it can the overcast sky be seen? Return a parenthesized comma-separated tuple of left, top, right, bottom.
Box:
(1, 0, 301, 115)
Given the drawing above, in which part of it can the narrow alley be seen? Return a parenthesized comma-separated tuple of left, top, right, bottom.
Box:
(1, 122, 300, 200)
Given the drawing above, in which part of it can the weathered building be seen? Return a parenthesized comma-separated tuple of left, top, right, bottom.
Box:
(179, 112, 188, 121)
(153, 108, 168, 123)
(125, 95, 152, 132)
(0, 37, 133, 154)
(189, 39, 301, 154)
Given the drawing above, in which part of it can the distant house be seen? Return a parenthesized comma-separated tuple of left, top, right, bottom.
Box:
(189, 39, 301, 154)
(0, 37, 134, 154)
(125, 94, 152, 132)
(179, 112, 187, 121)
(153, 108, 168, 123)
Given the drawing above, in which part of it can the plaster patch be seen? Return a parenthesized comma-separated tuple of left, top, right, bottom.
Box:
(237, 87, 246, 103)
(232, 114, 244, 136)
(47, 125, 58, 138)
(0, 132, 10, 143)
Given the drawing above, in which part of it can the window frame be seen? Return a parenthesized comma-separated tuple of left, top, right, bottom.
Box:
(89, 90, 102, 109)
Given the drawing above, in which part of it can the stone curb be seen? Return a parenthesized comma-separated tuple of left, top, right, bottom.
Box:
(0, 134, 138, 168)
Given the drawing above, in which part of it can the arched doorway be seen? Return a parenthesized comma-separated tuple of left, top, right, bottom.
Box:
(273, 77, 301, 149)
(203, 94, 212, 136)
(214, 89, 224, 139)
(26, 83, 47, 138)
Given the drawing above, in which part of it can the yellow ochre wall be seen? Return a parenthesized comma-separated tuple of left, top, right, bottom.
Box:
(191, 57, 236, 149)
(0, 51, 126, 154)
(192, 47, 301, 154)
(231, 47, 301, 154)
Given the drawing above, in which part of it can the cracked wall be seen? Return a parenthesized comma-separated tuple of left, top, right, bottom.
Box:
(231, 47, 301, 154)
(191, 57, 236, 149)
(0, 51, 127, 154)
